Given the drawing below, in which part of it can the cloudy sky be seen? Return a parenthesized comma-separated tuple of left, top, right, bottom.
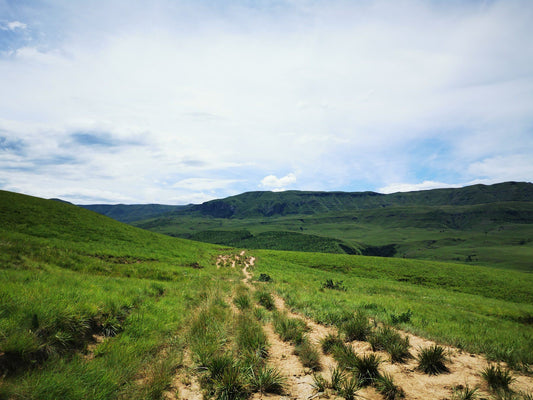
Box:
(1, 0, 532, 204)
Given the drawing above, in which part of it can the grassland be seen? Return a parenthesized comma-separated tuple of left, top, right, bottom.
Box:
(248, 249, 533, 369)
(0, 190, 238, 399)
(1, 189, 532, 399)
(134, 201, 533, 271)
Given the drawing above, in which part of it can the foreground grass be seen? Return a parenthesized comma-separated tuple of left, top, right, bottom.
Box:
(251, 250, 533, 369)
(0, 191, 238, 399)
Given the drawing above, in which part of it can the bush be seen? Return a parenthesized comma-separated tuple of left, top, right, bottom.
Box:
(481, 364, 514, 391)
(332, 342, 359, 370)
(255, 291, 275, 311)
(312, 373, 328, 392)
(390, 310, 412, 324)
(338, 375, 361, 400)
(321, 279, 346, 291)
(416, 345, 449, 375)
(235, 314, 269, 361)
(213, 362, 249, 400)
(330, 366, 347, 391)
(257, 273, 272, 282)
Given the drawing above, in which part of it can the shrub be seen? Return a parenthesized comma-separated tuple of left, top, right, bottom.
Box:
(451, 384, 479, 400)
(320, 333, 343, 355)
(481, 364, 514, 391)
(247, 365, 284, 394)
(340, 313, 371, 342)
(416, 345, 449, 375)
(255, 291, 275, 311)
(390, 310, 412, 325)
(322, 279, 346, 291)
(376, 373, 405, 400)
(257, 273, 272, 282)
(294, 339, 321, 371)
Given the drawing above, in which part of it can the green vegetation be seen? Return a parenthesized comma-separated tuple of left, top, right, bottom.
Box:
(0, 190, 235, 399)
(250, 249, 533, 369)
(376, 373, 405, 400)
(2, 188, 533, 398)
(482, 365, 515, 391)
(127, 182, 533, 271)
(416, 345, 449, 375)
(452, 385, 479, 400)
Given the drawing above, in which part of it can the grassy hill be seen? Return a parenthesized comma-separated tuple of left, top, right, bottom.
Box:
(1, 189, 532, 399)
(128, 182, 533, 271)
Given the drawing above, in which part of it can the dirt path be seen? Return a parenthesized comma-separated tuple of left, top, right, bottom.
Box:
(242, 253, 533, 400)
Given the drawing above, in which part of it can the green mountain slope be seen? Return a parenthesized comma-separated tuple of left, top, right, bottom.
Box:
(1, 189, 533, 398)
(128, 182, 533, 271)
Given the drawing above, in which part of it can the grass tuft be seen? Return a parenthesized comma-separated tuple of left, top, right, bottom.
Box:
(255, 291, 276, 311)
(451, 384, 479, 400)
(338, 375, 361, 400)
(481, 364, 514, 392)
(375, 373, 405, 400)
(353, 353, 381, 387)
(272, 312, 307, 344)
(247, 366, 285, 394)
(339, 313, 371, 342)
(320, 333, 343, 355)
(416, 345, 449, 375)
(294, 339, 321, 371)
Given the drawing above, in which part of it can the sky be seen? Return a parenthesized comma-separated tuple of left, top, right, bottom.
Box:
(0, 0, 532, 204)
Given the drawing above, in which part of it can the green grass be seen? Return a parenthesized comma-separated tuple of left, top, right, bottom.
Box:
(130, 182, 533, 272)
(250, 249, 533, 369)
(482, 364, 515, 391)
(416, 345, 449, 375)
(0, 190, 239, 399)
(2, 188, 533, 398)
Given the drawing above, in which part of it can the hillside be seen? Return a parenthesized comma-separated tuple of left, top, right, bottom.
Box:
(1, 189, 533, 399)
(126, 182, 533, 271)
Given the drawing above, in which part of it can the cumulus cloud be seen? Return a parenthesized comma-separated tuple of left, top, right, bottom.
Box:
(260, 173, 297, 191)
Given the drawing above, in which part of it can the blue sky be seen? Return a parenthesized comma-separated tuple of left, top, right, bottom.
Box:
(0, 0, 532, 204)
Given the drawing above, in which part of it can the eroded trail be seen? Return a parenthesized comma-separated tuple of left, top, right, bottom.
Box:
(242, 253, 533, 400)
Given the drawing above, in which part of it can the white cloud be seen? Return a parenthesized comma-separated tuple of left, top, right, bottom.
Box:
(1, 21, 27, 31)
(378, 181, 465, 194)
(260, 173, 297, 190)
(0, 1, 532, 203)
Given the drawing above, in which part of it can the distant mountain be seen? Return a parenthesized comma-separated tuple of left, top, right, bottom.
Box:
(79, 204, 187, 223)
(125, 182, 533, 271)
(180, 181, 533, 219)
